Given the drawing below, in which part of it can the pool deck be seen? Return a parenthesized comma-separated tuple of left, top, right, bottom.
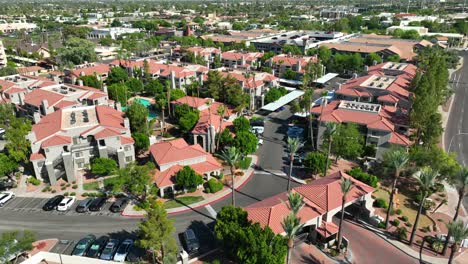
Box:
(127, 96, 156, 106)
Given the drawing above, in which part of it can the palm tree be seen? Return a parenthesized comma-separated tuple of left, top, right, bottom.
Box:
(446, 220, 468, 264)
(287, 137, 304, 191)
(287, 192, 305, 215)
(443, 167, 468, 254)
(409, 167, 438, 245)
(158, 98, 167, 135)
(323, 122, 338, 176)
(216, 147, 241, 206)
(337, 177, 353, 250)
(215, 105, 226, 151)
(282, 213, 304, 264)
(383, 149, 409, 229)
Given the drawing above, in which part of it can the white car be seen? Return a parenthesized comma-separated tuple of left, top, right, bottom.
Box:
(57, 196, 76, 211)
(113, 239, 133, 262)
(0, 192, 14, 207)
(258, 139, 264, 145)
(251, 126, 265, 135)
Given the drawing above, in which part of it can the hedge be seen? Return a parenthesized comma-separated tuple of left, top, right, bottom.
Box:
(374, 198, 388, 209)
(205, 178, 224, 193)
(346, 167, 379, 187)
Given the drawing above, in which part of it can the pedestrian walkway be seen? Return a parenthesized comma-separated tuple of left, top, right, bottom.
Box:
(122, 155, 258, 217)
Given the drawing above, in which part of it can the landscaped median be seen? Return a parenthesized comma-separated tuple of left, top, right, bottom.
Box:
(121, 155, 258, 217)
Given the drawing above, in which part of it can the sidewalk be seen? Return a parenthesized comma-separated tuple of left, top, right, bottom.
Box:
(122, 155, 258, 217)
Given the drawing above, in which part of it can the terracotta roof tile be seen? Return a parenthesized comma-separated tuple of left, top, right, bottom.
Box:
(41, 135, 71, 148)
(149, 138, 208, 166)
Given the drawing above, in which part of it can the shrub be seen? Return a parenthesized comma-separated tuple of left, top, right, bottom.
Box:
(82, 192, 88, 197)
(66, 183, 71, 187)
(346, 167, 379, 187)
(72, 184, 78, 189)
(41, 187, 48, 192)
(175, 166, 204, 191)
(374, 198, 388, 209)
(421, 226, 431, 233)
(392, 219, 400, 227)
(329, 248, 339, 257)
(217, 172, 224, 180)
(64, 192, 69, 196)
(91, 157, 118, 176)
(61, 186, 66, 191)
(405, 222, 412, 227)
(70, 192, 76, 196)
(304, 151, 330, 175)
(432, 240, 443, 251)
(432, 183, 445, 193)
(236, 157, 252, 170)
(72, 181, 76, 184)
(60, 183, 66, 187)
(401, 215, 409, 222)
(389, 208, 396, 216)
(395, 209, 402, 215)
(396, 227, 407, 241)
(377, 222, 386, 229)
(28, 177, 41, 186)
(51, 190, 56, 193)
(205, 178, 223, 193)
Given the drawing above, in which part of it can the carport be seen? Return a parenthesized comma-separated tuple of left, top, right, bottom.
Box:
(313, 73, 339, 87)
(261, 89, 305, 112)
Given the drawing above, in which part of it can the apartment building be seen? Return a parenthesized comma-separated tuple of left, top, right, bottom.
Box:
(29, 105, 135, 185)
(220, 51, 263, 70)
(172, 46, 222, 66)
(311, 100, 411, 159)
(66, 63, 111, 83)
(149, 138, 222, 197)
(267, 54, 319, 79)
(0, 40, 7, 67)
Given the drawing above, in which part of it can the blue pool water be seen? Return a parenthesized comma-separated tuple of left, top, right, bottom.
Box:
(122, 98, 158, 120)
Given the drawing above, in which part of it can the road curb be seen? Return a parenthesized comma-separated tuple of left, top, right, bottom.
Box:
(121, 156, 259, 218)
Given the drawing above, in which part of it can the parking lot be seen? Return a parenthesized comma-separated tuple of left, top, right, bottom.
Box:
(0, 196, 122, 217)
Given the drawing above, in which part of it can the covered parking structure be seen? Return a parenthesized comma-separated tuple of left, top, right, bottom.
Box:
(313, 73, 339, 87)
(261, 89, 305, 112)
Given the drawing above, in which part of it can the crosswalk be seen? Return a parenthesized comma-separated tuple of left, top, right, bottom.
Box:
(204, 205, 217, 218)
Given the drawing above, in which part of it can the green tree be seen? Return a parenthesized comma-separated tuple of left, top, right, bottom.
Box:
(409, 146, 460, 182)
(304, 151, 329, 176)
(446, 220, 468, 264)
(409, 167, 438, 245)
(387, 54, 401, 62)
(137, 200, 177, 264)
(326, 123, 364, 163)
(125, 78, 144, 95)
(337, 177, 353, 250)
(126, 101, 149, 134)
(0, 153, 18, 178)
(0, 230, 36, 262)
(91, 157, 117, 176)
(287, 137, 303, 191)
(57, 37, 97, 66)
(178, 111, 199, 133)
(0, 66, 18, 77)
(145, 79, 164, 96)
(170, 88, 186, 101)
(282, 44, 303, 55)
(175, 166, 204, 191)
(0, 104, 15, 128)
(264, 87, 288, 104)
(99, 37, 114, 46)
(216, 147, 241, 206)
(108, 83, 129, 106)
(383, 149, 409, 229)
(233, 116, 250, 133)
(233, 131, 258, 154)
(282, 213, 304, 264)
(111, 19, 122, 27)
(78, 75, 102, 89)
(322, 122, 338, 176)
(5, 117, 31, 163)
(317, 46, 332, 65)
(215, 105, 226, 151)
(62, 25, 92, 39)
(108, 67, 129, 84)
(133, 132, 150, 154)
(283, 69, 297, 80)
(217, 128, 234, 150)
(111, 163, 155, 201)
(365, 52, 382, 66)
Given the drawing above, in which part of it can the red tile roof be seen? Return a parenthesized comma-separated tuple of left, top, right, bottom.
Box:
(0, 80, 16, 91)
(121, 136, 135, 145)
(316, 221, 339, 238)
(54, 100, 80, 109)
(17, 66, 46, 74)
(149, 138, 208, 166)
(94, 127, 122, 139)
(192, 110, 233, 134)
(41, 135, 71, 148)
(70, 64, 110, 77)
(271, 55, 318, 67)
(246, 171, 374, 234)
(172, 96, 211, 109)
(30, 152, 46, 161)
(24, 89, 64, 107)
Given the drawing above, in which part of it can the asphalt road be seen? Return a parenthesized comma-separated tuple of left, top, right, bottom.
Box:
(444, 51, 468, 212)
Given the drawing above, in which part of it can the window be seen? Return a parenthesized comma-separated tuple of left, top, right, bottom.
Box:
(77, 162, 84, 169)
(125, 156, 132, 162)
(45, 148, 49, 153)
(75, 152, 82, 158)
(124, 146, 130, 151)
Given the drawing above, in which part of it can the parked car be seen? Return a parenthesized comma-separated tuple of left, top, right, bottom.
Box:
(86, 236, 109, 258)
(110, 198, 129, 213)
(113, 239, 133, 262)
(0, 178, 16, 190)
(43, 195, 64, 211)
(57, 196, 76, 211)
(89, 197, 107, 212)
(100, 239, 119, 260)
(125, 245, 143, 263)
(0, 192, 14, 207)
(72, 234, 96, 256)
(250, 119, 264, 127)
(436, 234, 455, 244)
(76, 198, 93, 213)
(183, 229, 200, 253)
(251, 126, 265, 135)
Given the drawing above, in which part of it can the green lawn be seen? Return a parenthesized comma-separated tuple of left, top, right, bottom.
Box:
(164, 196, 204, 209)
(83, 176, 121, 191)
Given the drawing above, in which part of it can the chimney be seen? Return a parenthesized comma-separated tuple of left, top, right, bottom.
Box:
(240, 80, 245, 88)
(240, 56, 246, 66)
(364, 65, 369, 72)
(296, 61, 302, 72)
(170, 71, 176, 89)
(78, 79, 84, 86)
(115, 101, 122, 112)
(41, 99, 49, 113)
(338, 83, 342, 90)
(123, 117, 130, 130)
(102, 84, 108, 94)
(199, 73, 204, 86)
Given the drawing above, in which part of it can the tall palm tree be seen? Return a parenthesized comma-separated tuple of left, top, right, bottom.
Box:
(282, 213, 304, 264)
(287, 137, 304, 191)
(443, 167, 468, 254)
(216, 147, 241, 206)
(337, 177, 353, 250)
(323, 122, 338, 176)
(383, 149, 409, 229)
(287, 192, 305, 215)
(446, 220, 468, 264)
(215, 105, 226, 151)
(158, 98, 167, 135)
(409, 167, 438, 245)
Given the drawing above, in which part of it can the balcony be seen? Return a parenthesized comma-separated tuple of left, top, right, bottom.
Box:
(71, 142, 97, 151)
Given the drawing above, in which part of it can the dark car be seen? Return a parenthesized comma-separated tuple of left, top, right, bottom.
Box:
(42, 195, 65, 211)
(183, 229, 200, 253)
(100, 239, 119, 260)
(125, 245, 144, 263)
(72, 234, 96, 256)
(0, 178, 16, 190)
(110, 198, 129, 213)
(76, 198, 93, 213)
(86, 236, 109, 258)
(89, 197, 107, 212)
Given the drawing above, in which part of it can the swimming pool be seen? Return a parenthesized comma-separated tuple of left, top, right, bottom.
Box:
(122, 98, 158, 120)
(134, 98, 151, 107)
